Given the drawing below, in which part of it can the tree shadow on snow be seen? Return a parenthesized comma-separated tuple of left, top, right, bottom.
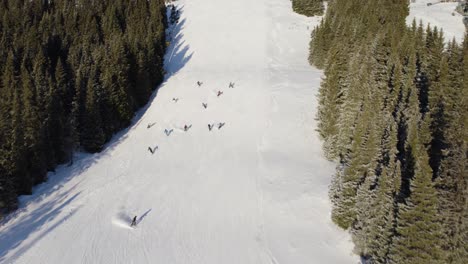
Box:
(163, 7, 193, 77)
(0, 188, 82, 263)
(137, 209, 152, 225)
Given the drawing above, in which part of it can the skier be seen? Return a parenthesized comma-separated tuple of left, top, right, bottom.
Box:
(208, 124, 214, 131)
(202, 103, 208, 109)
(217, 91, 223, 97)
(172, 98, 179, 103)
(147, 122, 156, 129)
(197, 81, 203, 87)
(148, 146, 158, 154)
(164, 129, 174, 136)
(131, 215, 137, 227)
(218, 122, 225, 130)
(184, 124, 192, 132)
(229, 82, 235, 88)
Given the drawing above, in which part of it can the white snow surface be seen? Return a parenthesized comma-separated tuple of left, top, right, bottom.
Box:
(0, 0, 358, 263)
(407, 0, 466, 43)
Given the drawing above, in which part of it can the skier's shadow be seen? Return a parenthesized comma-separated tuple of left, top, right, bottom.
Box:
(136, 209, 152, 225)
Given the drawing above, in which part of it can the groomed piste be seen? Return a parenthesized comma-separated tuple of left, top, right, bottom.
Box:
(0, 0, 358, 263)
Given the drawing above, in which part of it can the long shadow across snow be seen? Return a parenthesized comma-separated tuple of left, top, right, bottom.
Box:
(164, 16, 193, 76)
(0, 186, 82, 263)
(0, 4, 192, 262)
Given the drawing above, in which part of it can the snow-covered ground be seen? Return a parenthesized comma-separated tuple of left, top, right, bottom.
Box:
(407, 0, 466, 43)
(0, 0, 358, 263)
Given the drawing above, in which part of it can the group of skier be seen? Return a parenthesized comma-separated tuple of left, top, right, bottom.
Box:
(135, 81, 236, 227)
(208, 122, 225, 131)
(145, 81, 235, 156)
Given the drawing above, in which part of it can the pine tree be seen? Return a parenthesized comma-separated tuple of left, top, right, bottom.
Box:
(434, 34, 468, 264)
(103, 39, 133, 127)
(0, 52, 15, 178)
(367, 121, 400, 263)
(350, 112, 384, 257)
(10, 73, 27, 193)
(309, 20, 331, 68)
(1, 52, 30, 195)
(31, 49, 51, 181)
(335, 48, 369, 162)
(331, 102, 379, 229)
(427, 49, 450, 181)
(134, 50, 152, 107)
(81, 66, 105, 153)
(367, 164, 399, 264)
(55, 59, 74, 161)
(389, 134, 444, 264)
(317, 44, 350, 159)
(352, 167, 377, 259)
(22, 58, 47, 188)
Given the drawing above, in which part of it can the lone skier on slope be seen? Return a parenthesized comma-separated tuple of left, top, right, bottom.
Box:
(148, 146, 158, 154)
(131, 216, 137, 227)
(164, 129, 174, 136)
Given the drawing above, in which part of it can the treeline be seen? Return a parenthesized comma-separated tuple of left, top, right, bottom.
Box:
(0, 0, 167, 217)
(291, 0, 324, 17)
(310, 0, 467, 263)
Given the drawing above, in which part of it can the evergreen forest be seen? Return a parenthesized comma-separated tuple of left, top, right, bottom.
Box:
(0, 0, 167, 217)
(291, 0, 324, 17)
(310, 0, 467, 263)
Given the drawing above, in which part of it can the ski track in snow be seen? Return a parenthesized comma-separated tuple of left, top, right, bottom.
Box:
(0, 0, 358, 263)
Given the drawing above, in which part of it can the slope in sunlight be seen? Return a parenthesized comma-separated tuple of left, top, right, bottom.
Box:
(0, 0, 357, 263)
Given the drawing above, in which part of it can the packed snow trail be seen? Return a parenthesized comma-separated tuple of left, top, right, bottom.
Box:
(0, 0, 357, 263)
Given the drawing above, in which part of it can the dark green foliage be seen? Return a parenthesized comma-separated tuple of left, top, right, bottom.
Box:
(0, 0, 167, 217)
(389, 136, 444, 264)
(310, 0, 467, 262)
(291, 0, 324, 17)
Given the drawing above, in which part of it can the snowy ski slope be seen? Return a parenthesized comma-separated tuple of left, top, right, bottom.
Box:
(407, 0, 466, 43)
(0, 0, 358, 263)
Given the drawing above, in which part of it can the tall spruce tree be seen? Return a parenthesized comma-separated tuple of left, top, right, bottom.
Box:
(81, 66, 106, 153)
(389, 134, 444, 264)
(434, 34, 468, 264)
(316, 43, 350, 159)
